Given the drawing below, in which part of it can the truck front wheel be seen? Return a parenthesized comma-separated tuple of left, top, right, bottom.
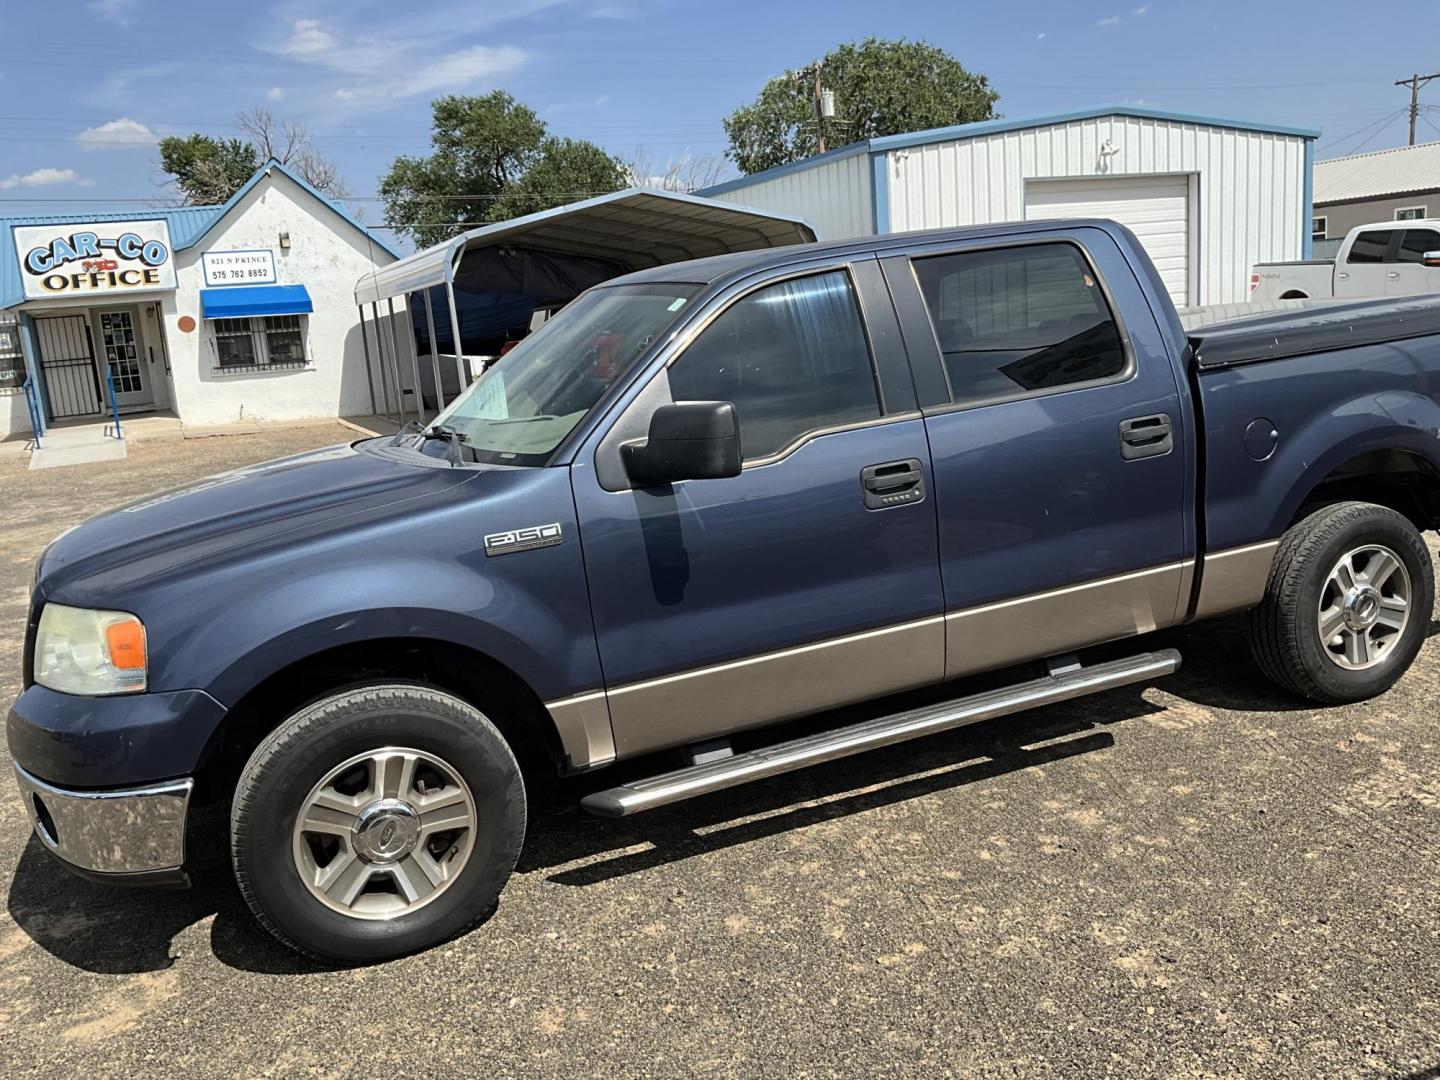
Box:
(1248, 501, 1434, 703)
(231, 684, 526, 963)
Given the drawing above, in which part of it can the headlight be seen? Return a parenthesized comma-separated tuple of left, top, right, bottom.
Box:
(34, 603, 147, 695)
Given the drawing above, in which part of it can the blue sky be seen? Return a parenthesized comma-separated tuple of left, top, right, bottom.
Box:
(1, 0, 1438, 231)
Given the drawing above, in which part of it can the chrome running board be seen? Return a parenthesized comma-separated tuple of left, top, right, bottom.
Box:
(581, 649, 1181, 817)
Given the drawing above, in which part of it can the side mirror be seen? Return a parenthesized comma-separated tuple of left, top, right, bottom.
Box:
(622, 401, 741, 487)
(1423, 251, 1440, 268)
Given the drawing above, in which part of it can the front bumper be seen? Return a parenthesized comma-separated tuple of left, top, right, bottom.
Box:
(6, 684, 227, 788)
(14, 763, 192, 885)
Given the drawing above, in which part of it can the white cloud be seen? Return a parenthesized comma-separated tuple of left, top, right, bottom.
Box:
(74, 117, 156, 151)
(266, 8, 531, 107)
(267, 86, 287, 101)
(1097, 13, 1121, 25)
(87, 0, 142, 24)
(1036, 31, 1046, 39)
(282, 18, 337, 57)
(333, 44, 527, 104)
(1133, 3, 1151, 13)
(0, 167, 84, 190)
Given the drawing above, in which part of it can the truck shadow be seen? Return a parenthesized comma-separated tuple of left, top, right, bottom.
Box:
(10, 612, 1431, 976)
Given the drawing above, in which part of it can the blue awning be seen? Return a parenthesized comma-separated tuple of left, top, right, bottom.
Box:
(201, 284, 313, 319)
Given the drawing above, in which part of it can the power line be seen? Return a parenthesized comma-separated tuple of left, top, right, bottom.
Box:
(1316, 110, 1405, 155)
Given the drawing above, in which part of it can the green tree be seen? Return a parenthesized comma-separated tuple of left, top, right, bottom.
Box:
(724, 38, 999, 174)
(157, 134, 259, 205)
(379, 93, 628, 247)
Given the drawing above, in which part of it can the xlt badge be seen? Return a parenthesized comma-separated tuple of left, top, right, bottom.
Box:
(484, 523, 563, 556)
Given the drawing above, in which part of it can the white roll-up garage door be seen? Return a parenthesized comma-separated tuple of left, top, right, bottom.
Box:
(1024, 175, 1192, 307)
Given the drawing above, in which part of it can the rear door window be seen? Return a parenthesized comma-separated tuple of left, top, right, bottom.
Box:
(1397, 229, 1440, 263)
(1347, 231, 1396, 263)
(910, 242, 1128, 407)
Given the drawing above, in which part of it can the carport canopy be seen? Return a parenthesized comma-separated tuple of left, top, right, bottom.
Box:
(353, 187, 818, 307)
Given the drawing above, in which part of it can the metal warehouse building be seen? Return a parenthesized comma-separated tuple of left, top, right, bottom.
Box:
(700, 105, 1318, 308)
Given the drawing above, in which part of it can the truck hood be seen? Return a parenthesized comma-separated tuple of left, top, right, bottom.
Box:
(38, 440, 478, 596)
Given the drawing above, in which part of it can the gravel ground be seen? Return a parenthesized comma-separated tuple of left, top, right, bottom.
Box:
(1, 426, 1438, 1078)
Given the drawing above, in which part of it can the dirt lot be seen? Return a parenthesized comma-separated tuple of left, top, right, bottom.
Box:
(1, 425, 1438, 1078)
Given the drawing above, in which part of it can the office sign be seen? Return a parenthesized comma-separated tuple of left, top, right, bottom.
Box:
(15, 219, 175, 299)
(202, 249, 278, 287)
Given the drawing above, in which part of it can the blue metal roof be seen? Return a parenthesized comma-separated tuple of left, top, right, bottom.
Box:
(1, 159, 396, 309)
(699, 104, 1322, 197)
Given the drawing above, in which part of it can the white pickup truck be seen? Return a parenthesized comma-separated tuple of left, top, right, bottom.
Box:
(1251, 220, 1440, 301)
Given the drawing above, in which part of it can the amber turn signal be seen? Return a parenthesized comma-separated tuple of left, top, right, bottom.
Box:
(104, 618, 147, 671)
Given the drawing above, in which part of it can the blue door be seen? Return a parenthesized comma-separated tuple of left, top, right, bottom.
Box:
(570, 260, 945, 758)
(880, 226, 1192, 679)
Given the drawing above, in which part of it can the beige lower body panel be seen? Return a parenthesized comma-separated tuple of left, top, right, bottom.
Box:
(945, 561, 1190, 680)
(577, 550, 1273, 768)
(1191, 539, 1281, 620)
(606, 616, 947, 759)
(544, 691, 616, 772)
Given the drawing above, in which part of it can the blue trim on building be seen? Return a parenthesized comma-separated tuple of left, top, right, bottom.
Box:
(17, 313, 46, 434)
(201, 284, 313, 319)
(871, 153, 890, 235)
(698, 104, 1321, 200)
(866, 104, 1320, 152)
(1302, 139, 1315, 260)
(696, 143, 871, 197)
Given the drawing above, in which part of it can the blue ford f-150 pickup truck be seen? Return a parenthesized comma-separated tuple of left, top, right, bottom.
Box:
(11, 220, 1440, 961)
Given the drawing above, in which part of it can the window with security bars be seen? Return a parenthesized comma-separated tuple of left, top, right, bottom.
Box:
(0, 314, 22, 391)
(212, 315, 309, 372)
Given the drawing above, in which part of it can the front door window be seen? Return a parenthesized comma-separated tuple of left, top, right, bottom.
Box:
(98, 310, 143, 395)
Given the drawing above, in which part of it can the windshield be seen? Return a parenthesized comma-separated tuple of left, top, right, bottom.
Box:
(428, 282, 700, 466)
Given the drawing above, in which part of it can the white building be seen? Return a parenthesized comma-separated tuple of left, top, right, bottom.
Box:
(1, 159, 400, 442)
(700, 105, 1318, 308)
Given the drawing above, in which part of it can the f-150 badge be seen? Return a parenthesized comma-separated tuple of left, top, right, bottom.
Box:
(484, 523, 563, 556)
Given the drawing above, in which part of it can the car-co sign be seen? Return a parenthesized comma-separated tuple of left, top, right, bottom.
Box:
(14, 219, 177, 300)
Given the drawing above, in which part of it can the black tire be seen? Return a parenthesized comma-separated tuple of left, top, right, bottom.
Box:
(231, 683, 526, 963)
(1248, 501, 1433, 703)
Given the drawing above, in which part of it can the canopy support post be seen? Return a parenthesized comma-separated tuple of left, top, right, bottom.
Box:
(357, 304, 377, 417)
(445, 280, 468, 390)
(386, 297, 413, 424)
(370, 301, 395, 422)
(422, 290, 446, 410)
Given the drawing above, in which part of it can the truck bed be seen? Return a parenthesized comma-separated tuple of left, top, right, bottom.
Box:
(1180, 296, 1440, 369)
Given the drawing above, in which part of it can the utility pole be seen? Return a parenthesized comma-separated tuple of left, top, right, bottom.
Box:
(1395, 71, 1440, 145)
(812, 61, 827, 154)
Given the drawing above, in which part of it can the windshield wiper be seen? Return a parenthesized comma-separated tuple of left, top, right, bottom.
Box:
(388, 420, 424, 445)
(486, 414, 562, 425)
(418, 424, 471, 466)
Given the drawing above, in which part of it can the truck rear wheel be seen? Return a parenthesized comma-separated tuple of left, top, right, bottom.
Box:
(1247, 501, 1433, 703)
(231, 684, 526, 963)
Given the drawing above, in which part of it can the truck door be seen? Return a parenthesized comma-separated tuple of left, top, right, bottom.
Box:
(570, 259, 945, 759)
(879, 226, 1191, 680)
(1391, 227, 1440, 295)
(1338, 228, 1399, 297)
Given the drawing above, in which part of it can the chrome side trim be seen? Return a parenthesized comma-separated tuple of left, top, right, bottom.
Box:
(544, 691, 617, 772)
(606, 615, 947, 758)
(1191, 539, 1281, 620)
(583, 649, 1182, 817)
(945, 561, 1190, 679)
(13, 765, 192, 875)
